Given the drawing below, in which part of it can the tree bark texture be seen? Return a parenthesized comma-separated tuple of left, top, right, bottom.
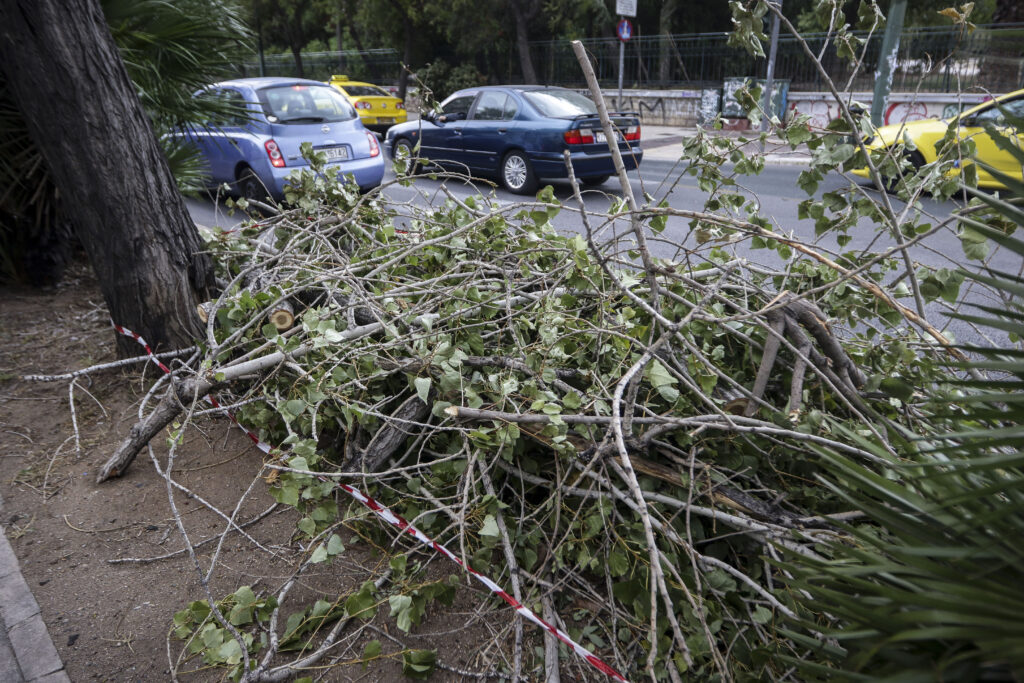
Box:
(0, 0, 216, 356)
(657, 0, 679, 83)
(510, 0, 539, 84)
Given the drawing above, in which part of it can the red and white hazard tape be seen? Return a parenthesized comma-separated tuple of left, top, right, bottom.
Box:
(113, 322, 629, 682)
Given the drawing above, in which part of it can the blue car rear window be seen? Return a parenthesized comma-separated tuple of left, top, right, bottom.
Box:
(523, 90, 597, 118)
(258, 85, 358, 123)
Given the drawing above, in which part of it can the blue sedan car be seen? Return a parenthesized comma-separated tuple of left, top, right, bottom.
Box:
(384, 86, 642, 194)
(184, 77, 385, 201)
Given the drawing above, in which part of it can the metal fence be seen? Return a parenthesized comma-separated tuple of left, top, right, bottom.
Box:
(534, 23, 1024, 93)
(241, 23, 1024, 94)
(238, 48, 402, 84)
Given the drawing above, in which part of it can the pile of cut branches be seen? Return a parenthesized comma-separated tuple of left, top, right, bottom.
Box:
(91, 134, 974, 681)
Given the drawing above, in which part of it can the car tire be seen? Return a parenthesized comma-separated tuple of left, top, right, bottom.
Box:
(581, 175, 610, 187)
(393, 137, 420, 175)
(236, 166, 268, 201)
(500, 150, 537, 195)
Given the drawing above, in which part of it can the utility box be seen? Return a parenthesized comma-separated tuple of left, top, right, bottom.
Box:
(722, 77, 790, 120)
(699, 88, 721, 125)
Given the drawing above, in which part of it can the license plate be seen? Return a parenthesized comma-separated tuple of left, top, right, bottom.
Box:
(377, 117, 394, 124)
(320, 146, 349, 161)
(594, 132, 622, 144)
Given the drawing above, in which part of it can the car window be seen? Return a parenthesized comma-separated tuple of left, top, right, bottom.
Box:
(197, 88, 250, 127)
(342, 85, 392, 97)
(472, 92, 509, 121)
(974, 98, 1024, 126)
(258, 84, 357, 123)
(442, 95, 476, 117)
(502, 96, 519, 120)
(522, 90, 597, 118)
(222, 90, 249, 125)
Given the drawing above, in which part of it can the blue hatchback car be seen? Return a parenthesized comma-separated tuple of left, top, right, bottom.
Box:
(384, 86, 642, 194)
(184, 77, 385, 201)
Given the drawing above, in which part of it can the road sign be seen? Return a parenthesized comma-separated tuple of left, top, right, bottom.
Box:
(617, 19, 632, 42)
(616, 0, 636, 17)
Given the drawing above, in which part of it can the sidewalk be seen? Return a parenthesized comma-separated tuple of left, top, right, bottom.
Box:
(640, 124, 812, 166)
(0, 495, 68, 682)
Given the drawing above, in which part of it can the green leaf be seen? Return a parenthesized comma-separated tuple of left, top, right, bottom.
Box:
(401, 649, 437, 678)
(216, 637, 243, 665)
(414, 376, 431, 405)
(297, 517, 316, 537)
(310, 544, 328, 563)
(327, 534, 345, 556)
(479, 514, 501, 538)
(362, 639, 382, 668)
(233, 585, 256, 608)
(345, 581, 377, 620)
(389, 594, 413, 632)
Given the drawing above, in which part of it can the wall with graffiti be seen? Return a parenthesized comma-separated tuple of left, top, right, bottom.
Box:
(603, 90, 705, 126)
(786, 91, 993, 129)
(588, 89, 998, 128)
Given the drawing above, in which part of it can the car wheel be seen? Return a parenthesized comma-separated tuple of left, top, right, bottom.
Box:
(393, 138, 420, 175)
(237, 167, 268, 201)
(581, 175, 610, 187)
(500, 150, 537, 195)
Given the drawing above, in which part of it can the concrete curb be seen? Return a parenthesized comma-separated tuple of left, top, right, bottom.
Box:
(0, 500, 68, 683)
(641, 144, 810, 167)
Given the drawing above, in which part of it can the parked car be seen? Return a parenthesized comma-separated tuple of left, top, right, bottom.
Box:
(328, 75, 407, 132)
(852, 88, 1024, 190)
(182, 77, 385, 201)
(384, 85, 643, 194)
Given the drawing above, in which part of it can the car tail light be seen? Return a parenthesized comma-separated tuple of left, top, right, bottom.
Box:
(366, 131, 380, 157)
(563, 128, 595, 145)
(264, 139, 285, 168)
(355, 101, 372, 110)
(396, 102, 405, 110)
(624, 125, 641, 141)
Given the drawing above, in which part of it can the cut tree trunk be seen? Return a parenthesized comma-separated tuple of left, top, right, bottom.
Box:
(0, 0, 215, 357)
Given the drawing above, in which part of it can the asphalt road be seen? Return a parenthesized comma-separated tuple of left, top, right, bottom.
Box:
(186, 160, 1016, 347)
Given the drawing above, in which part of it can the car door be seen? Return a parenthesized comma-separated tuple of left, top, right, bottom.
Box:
(418, 93, 475, 168)
(188, 88, 250, 184)
(460, 90, 520, 172)
(961, 96, 1024, 183)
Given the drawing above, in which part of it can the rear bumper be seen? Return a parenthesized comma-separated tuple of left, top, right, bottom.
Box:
(263, 155, 386, 198)
(529, 144, 643, 179)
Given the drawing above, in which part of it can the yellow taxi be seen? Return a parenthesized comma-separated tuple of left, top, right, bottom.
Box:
(328, 75, 407, 133)
(852, 89, 1024, 189)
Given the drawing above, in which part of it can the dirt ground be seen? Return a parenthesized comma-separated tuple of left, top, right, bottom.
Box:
(0, 260, 530, 682)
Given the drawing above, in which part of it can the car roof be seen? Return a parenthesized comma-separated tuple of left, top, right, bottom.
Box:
(213, 77, 331, 90)
(447, 85, 579, 100)
(336, 80, 384, 89)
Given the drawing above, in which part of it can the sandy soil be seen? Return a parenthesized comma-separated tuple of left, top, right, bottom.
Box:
(0, 260, 528, 682)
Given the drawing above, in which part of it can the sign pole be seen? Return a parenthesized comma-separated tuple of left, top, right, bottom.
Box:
(614, 1, 635, 112)
(759, 0, 783, 151)
(618, 21, 624, 109)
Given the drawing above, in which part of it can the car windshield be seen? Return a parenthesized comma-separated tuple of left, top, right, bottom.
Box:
(522, 90, 597, 118)
(342, 85, 392, 98)
(258, 84, 357, 123)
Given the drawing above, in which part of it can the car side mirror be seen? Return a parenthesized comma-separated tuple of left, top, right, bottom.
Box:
(960, 116, 976, 127)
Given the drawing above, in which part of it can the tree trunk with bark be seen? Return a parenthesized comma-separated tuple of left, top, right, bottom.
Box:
(510, 0, 539, 84)
(397, 18, 413, 102)
(657, 0, 679, 84)
(0, 0, 216, 356)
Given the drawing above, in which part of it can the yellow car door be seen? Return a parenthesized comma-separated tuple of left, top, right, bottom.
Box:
(960, 96, 1024, 184)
